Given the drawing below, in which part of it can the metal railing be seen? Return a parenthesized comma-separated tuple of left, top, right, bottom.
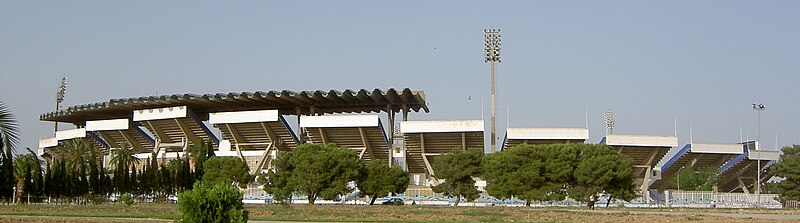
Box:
(666, 191, 781, 208)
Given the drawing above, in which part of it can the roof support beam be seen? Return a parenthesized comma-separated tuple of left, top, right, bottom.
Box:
(175, 119, 201, 145)
(420, 133, 435, 177)
(119, 130, 144, 151)
(146, 121, 172, 143)
(461, 132, 467, 150)
(638, 148, 660, 177)
(225, 124, 245, 146)
(359, 127, 374, 161)
(251, 143, 274, 175)
(95, 131, 115, 148)
(318, 128, 328, 145)
(260, 122, 282, 149)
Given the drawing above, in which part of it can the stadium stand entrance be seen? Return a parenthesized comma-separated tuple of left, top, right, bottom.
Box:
(653, 143, 744, 190)
(717, 148, 779, 193)
(601, 134, 678, 201)
(209, 110, 299, 174)
(401, 120, 484, 184)
(301, 115, 390, 163)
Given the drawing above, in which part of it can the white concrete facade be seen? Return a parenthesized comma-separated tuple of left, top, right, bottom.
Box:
(747, 150, 780, 160)
(209, 110, 279, 124)
(300, 115, 380, 128)
(506, 128, 589, 140)
(400, 120, 484, 133)
(604, 134, 678, 147)
(86, 118, 129, 131)
(133, 106, 188, 121)
(690, 143, 744, 154)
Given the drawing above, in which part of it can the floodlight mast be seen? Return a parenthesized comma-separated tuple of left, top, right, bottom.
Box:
(484, 28, 501, 153)
(752, 103, 765, 206)
(55, 77, 67, 132)
(604, 110, 614, 135)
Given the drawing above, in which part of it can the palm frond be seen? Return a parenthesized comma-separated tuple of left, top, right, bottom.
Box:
(0, 101, 20, 151)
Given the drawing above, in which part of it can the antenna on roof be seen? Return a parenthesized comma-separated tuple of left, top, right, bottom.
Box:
(739, 125, 743, 143)
(775, 134, 779, 151)
(673, 106, 678, 137)
(506, 107, 510, 128)
(585, 107, 589, 129)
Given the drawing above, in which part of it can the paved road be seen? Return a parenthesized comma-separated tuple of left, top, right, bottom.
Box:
(568, 209, 800, 220)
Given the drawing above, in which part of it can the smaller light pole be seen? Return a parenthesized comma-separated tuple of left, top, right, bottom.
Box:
(55, 77, 67, 132)
(677, 166, 684, 191)
(752, 103, 765, 206)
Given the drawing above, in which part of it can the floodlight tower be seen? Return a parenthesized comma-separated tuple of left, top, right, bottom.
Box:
(484, 28, 501, 153)
(55, 77, 67, 132)
(752, 103, 765, 205)
(604, 110, 614, 135)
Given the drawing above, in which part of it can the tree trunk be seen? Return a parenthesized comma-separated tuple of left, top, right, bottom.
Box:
(15, 179, 24, 204)
(369, 196, 378, 205)
(525, 199, 531, 207)
(453, 195, 461, 207)
(308, 193, 316, 205)
(605, 196, 612, 207)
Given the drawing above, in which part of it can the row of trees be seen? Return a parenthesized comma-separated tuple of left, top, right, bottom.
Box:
(3, 136, 219, 204)
(260, 143, 637, 206)
(434, 144, 637, 206)
(261, 143, 409, 205)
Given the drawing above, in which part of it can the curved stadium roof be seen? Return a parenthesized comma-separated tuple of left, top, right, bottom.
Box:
(41, 88, 428, 124)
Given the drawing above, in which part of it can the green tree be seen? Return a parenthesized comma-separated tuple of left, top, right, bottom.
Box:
(201, 156, 253, 186)
(431, 149, 483, 207)
(572, 144, 636, 205)
(357, 159, 409, 205)
(110, 142, 140, 193)
(178, 182, 248, 223)
(482, 144, 547, 206)
(671, 165, 718, 192)
(13, 152, 40, 203)
(187, 139, 215, 181)
(0, 101, 19, 202)
(770, 144, 800, 203)
(262, 144, 361, 205)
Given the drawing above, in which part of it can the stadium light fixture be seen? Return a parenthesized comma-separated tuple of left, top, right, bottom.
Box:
(752, 103, 764, 206)
(55, 77, 67, 132)
(604, 110, 614, 135)
(484, 28, 501, 153)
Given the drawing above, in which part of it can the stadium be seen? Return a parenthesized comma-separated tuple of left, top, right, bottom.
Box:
(38, 88, 780, 207)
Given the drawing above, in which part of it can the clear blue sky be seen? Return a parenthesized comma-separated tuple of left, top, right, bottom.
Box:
(1, 1, 798, 159)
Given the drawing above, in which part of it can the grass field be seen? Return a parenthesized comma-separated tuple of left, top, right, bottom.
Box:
(0, 203, 799, 223)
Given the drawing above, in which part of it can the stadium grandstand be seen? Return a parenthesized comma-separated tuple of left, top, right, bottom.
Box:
(39, 88, 428, 172)
(600, 134, 678, 202)
(39, 87, 785, 207)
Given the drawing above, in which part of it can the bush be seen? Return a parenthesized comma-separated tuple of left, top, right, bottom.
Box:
(177, 182, 248, 223)
(120, 193, 134, 206)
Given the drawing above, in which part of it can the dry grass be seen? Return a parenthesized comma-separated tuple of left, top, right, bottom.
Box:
(0, 203, 798, 222)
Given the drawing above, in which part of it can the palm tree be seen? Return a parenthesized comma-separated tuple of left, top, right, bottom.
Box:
(13, 153, 40, 203)
(0, 101, 20, 152)
(60, 138, 93, 171)
(110, 142, 140, 171)
(0, 101, 19, 202)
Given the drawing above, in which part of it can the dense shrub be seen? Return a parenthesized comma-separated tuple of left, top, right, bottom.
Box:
(120, 193, 134, 206)
(177, 182, 248, 223)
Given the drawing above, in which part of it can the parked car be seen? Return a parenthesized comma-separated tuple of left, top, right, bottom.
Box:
(382, 198, 404, 205)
